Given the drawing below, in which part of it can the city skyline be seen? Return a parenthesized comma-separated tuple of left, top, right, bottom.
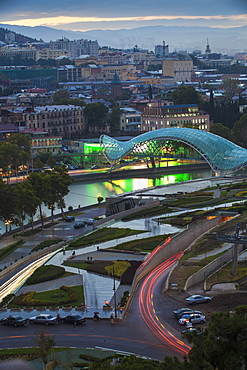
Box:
(0, 0, 247, 31)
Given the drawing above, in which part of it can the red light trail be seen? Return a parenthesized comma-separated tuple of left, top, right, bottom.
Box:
(138, 252, 191, 356)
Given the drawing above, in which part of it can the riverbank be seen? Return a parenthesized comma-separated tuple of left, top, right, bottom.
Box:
(71, 162, 210, 182)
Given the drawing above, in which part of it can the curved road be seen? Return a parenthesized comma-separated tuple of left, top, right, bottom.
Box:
(0, 253, 191, 361)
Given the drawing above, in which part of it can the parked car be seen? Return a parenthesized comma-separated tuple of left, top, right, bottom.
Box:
(1, 315, 27, 327)
(179, 314, 206, 326)
(173, 307, 201, 319)
(61, 315, 86, 325)
(181, 327, 203, 336)
(185, 295, 212, 305)
(74, 222, 85, 229)
(91, 165, 99, 170)
(65, 216, 75, 222)
(176, 310, 202, 320)
(29, 314, 57, 325)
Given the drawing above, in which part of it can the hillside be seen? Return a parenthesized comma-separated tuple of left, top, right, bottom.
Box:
(0, 27, 38, 44)
(1, 23, 247, 52)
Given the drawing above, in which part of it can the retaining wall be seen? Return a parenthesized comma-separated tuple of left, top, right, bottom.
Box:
(184, 243, 246, 291)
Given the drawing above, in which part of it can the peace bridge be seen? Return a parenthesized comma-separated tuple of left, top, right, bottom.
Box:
(101, 127, 247, 175)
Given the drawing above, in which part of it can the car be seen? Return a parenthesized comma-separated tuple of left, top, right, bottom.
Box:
(29, 314, 57, 325)
(85, 218, 95, 225)
(178, 314, 206, 326)
(185, 295, 212, 305)
(61, 315, 86, 325)
(173, 307, 201, 318)
(176, 310, 202, 320)
(1, 315, 27, 327)
(91, 165, 99, 170)
(181, 327, 203, 336)
(74, 222, 85, 229)
(64, 216, 75, 222)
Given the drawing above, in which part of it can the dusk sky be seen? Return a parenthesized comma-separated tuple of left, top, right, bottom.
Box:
(0, 0, 247, 31)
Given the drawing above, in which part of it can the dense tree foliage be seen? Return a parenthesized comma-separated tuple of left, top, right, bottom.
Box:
(232, 113, 247, 147)
(108, 106, 122, 133)
(84, 102, 109, 126)
(172, 86, 201, 106)
(0, 134, 31, 177)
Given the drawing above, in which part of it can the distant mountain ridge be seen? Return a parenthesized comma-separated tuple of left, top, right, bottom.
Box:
(1, 23, 247, 53)
(0, 26, 37, 43)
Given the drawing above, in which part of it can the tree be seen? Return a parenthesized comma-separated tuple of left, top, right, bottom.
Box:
(84, 103, 109, 127)
(27, 172, 51, 227)
(13, 181, 40, 233)
(53, 90, 70, 104)
(148, 85, 153, 100)
(220, 78, 240, 104)
(33, 330, 56, 369)
(187, 310, 247, 370)
(232, 113, 247, 148)
(47, 155, 56, 169)
(0, 180, 17, 234)
(108, 106, 122, 133)
(172, 86, 200, 105)
(210, 122, 233, 141)
(43, 165, 73, 221)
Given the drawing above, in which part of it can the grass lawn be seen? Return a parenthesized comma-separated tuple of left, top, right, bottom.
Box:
(10, 285, 85, 308)
(63, 261, 89, 270)
(33, 285, 85, 307)
(206, 260, 247, 290)
(69, 227, 145, 248)
(112, 234, 170, 252)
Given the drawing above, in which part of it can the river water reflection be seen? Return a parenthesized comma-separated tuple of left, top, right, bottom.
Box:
(65, 168, 212, 209)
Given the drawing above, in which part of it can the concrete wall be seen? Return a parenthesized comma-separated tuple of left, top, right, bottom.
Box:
(185, 243, 246, 291)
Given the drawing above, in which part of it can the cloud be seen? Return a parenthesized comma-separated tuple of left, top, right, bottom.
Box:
(3, 14, 247, 28)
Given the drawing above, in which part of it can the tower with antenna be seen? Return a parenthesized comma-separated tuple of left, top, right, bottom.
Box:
(205, 38, 211, 57)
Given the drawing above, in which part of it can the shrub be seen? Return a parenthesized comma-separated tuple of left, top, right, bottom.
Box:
(25, 265, 65, 285)
(120, 291, 129, 307)
(31, 239, 62, 252)
(0, 240, 24, 261)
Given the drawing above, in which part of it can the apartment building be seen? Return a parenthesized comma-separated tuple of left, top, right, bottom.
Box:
(162, 56, 193, 82)
(142, 102, 210, 132)
(36, 48, 71, 60)
(49, 38, 99, 58)
(1, 105, 85, 139)
(0, 46, 37, 60)
(21, 128, 62, 157)
(120, 108, 142, 131)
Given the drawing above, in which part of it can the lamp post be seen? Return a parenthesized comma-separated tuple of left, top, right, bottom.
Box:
(112, 265, 117, 317)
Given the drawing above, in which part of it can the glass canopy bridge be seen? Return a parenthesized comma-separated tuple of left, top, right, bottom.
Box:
(100, 128, 247, 175)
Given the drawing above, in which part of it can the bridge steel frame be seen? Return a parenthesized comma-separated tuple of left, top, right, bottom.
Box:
(101, 128, 247, 175)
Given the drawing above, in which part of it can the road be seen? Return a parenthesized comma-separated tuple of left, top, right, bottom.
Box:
(0, 253, 191, 361)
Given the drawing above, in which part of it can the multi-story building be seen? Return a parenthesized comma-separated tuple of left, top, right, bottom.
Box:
(36, 48, 71, 60)
(0, 105, 85, 139)
(120, 108, 142, 131)
(142, 102, 210, 132)
(0, 46, 37, 60)
(162, 56, 193, 82)
(49, 38, 99, 58)
(154, 41, 169, 57)
(21, 128, 62, 157)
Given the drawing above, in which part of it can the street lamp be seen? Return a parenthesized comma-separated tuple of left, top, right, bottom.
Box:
(112, 265, 117, 317)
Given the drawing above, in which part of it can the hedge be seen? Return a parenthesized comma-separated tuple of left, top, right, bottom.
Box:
(25, 265, 65, 285)
(69, 227, 144, 248)
(31, 238, 62, 252)
(0, 239, 24, 262)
